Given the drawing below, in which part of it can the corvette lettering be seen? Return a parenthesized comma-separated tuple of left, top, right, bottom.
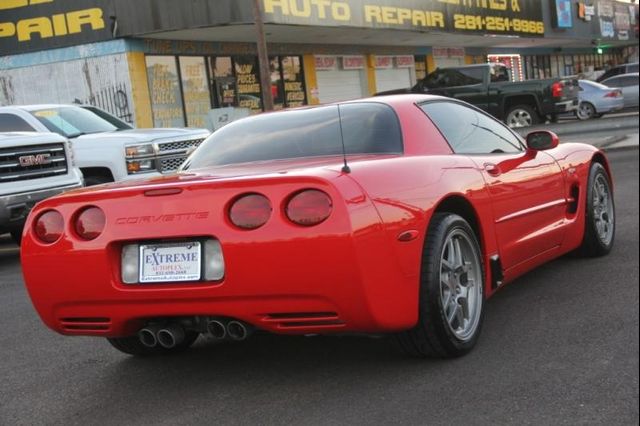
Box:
(115, 212, 209, 225)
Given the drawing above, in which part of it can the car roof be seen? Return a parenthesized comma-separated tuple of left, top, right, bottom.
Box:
(604, 72, 639, 80)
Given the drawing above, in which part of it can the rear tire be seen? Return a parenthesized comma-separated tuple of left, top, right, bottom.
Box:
(505, 104, 539, 128)
(577, 162, 615, 257)
(107, 331, 199, 356)
(396, 213, 485, 358)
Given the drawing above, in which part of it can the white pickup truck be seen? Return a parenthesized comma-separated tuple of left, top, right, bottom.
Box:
(0, 132, 84, 244)
(0, 105, 210, 185)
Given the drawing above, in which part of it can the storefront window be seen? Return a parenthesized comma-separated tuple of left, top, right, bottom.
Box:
(179, 56, 211, 128)
(234, 56, 263, 113)
(281, 56, 306, 108)
(146, 56, 186, 128)
(210, 56, 237, 108)
(270, 57, 284, 110)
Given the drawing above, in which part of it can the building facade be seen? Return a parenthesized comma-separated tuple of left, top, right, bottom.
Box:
(1, 0, 638, 128)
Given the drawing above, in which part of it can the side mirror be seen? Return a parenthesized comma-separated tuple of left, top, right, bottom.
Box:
(526, 131, 559, 151)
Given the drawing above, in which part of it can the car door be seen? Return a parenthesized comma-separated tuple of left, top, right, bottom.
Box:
(618, 76, 639, 108)
(421, 101, 567, 271)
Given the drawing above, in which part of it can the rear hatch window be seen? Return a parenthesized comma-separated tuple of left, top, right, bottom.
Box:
(183, 103, 402, 169)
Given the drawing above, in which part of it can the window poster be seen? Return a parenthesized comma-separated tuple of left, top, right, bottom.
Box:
(179, 56, 211, 128)
(281, 56, 306, 108)
(233, 56, 263, 113)
(146, 56, 186, 128)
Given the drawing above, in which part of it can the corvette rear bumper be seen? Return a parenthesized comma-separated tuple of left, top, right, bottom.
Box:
(20, 175, 421, 338)
(22, 232, 419, 337)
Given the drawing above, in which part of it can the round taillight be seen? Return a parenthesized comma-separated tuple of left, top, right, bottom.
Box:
(229, 194, 272, 230)
(75, 207, 106, 240)
(34, 210, 64, 244)
(286, 190, 332, 226)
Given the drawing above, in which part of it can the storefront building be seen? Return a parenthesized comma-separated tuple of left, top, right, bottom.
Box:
(1, 0, 637, 129)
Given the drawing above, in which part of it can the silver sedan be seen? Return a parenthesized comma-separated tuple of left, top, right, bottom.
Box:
(576, 79, 624, 120)
(601, 72, 639, 109)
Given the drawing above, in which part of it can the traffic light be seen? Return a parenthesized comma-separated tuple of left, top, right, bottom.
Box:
(596, 47, 604, 55)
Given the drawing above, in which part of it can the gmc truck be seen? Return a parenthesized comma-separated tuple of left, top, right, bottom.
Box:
(1, 132, 84, 244)
(379, 63, 580, 128)
(0, 105, 210, 185)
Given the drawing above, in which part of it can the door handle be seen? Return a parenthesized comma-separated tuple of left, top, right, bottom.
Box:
(484, 163, 501, 176)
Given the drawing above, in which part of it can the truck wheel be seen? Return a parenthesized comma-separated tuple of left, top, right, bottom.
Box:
(396, 213, 485, 358)
(576, 102, 596, 120)
(505, 105, 539, 128)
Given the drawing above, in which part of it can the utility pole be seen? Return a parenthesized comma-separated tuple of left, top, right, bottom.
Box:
(252, 0, 274, 111)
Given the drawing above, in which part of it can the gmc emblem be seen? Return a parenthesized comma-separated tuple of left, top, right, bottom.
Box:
(19, 154, 51, 167)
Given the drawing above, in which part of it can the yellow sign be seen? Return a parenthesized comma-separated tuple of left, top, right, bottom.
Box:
(0, 0, 107, 48)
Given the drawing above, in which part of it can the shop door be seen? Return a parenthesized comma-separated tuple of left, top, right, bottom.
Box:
(375, 68, 412, 93)
(316, 69, 364, 103)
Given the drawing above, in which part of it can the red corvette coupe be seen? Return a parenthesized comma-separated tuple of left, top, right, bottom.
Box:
(20, 95, 615, 358)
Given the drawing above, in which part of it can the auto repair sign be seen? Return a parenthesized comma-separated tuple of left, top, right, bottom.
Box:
(0, 0, 114, 55)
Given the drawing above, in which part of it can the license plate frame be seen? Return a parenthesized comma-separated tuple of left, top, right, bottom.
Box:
(139, 241, 202, 283)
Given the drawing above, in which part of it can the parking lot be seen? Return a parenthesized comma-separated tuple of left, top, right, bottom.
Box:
(0, 148, 637, 426)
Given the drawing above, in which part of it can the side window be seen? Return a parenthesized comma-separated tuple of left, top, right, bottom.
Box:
(0, 113, 36, 132)
(628, 64, 639, 73)
(422, 69, 448, 89)
(421, 102, 523, 154)
(620, 76, 637, 87)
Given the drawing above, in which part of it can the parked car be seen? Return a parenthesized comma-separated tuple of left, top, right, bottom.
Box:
(20, 95, 615, 358)
(595, 62, 639, 82)
(1, 132, 83, 245)
(600, 73, 639, 109)
(377, 63, 580, 128)
(575, 79, 624, 120)
(0, 105, 210, 185)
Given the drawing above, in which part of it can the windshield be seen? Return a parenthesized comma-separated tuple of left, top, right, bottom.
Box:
(183, 103, 403, 170)
(30, 106, 118, 137)
(81, 106, 133, 130)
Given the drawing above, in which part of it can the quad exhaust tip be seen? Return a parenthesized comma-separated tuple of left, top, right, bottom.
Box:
(138, 325, 161, 348)
(207, 320, 227, 340)
(226, 320, 250, 341)
(157, 323, 186, 349)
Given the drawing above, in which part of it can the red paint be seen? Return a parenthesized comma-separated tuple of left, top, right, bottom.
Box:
(20, 95, 611, 339)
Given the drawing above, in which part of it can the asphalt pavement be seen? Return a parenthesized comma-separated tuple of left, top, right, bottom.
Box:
(0, 149, 638, 426)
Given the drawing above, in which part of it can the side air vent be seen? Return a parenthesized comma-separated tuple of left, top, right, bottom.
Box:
(59, 317, 111, 332)
(567, 185, 580, 214)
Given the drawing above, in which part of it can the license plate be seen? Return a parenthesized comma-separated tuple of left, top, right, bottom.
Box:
(139, 242, 201, 283)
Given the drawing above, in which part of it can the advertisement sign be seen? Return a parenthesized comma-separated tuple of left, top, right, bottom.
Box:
(552, 0, 573, 28)
(0, 0, 113, 55)
(315, 55, 337, 70)
(262, 0, 545, 37)
(342, 55, 365, 70)
(598, 0, 633, 40)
